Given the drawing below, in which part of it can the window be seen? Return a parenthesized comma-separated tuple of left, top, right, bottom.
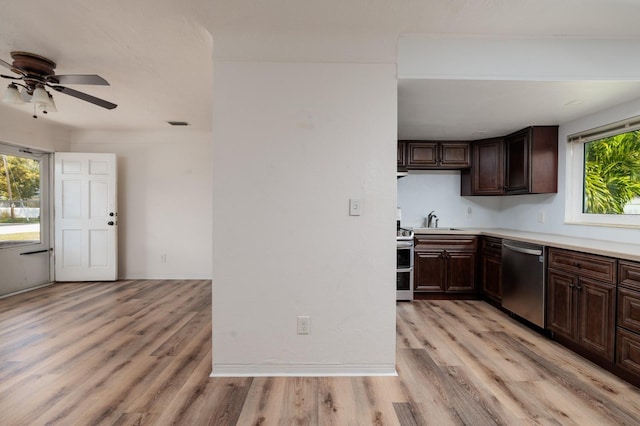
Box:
(566, 117, 640, 227)
(0, 152, 42, 246)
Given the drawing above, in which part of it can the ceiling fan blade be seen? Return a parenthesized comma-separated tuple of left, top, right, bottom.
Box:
(50, 85, 117, 110)
(0, 58, 13, 70)
(0, 58, 25, 75)
(50, 74, 110, 85)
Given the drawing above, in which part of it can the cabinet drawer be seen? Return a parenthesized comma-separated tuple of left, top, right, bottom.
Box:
(617, 327, 640, 376)
(548, 248, 616, 284)
(618, 287, 640, 334)
(481, 237, 502, 258)
(620, 260, 640, 291)
(414, 235, 477, 251)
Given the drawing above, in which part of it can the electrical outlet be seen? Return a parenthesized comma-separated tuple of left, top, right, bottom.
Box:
(537, 210, 545, 223)
(297, 316, 310, 335)
(160, 253, 167, 263)
(349, 198, 362, 216)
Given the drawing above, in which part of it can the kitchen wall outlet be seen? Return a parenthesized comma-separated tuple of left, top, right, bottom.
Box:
(466, 206, 473, 216)
(297, 316, 310, 335)
(349, 198, 362, 216)
(160, 253, 167, 263)
(537, 210, 545, 223)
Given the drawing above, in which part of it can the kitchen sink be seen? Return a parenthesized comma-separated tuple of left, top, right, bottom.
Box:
(412, 227, 464, 232)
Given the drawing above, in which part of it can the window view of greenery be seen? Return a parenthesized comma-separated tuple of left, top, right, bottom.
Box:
(0, 154, 41, 245)
(583, 130, 640, 214)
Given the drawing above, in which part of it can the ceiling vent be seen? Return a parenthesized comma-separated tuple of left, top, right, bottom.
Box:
(167, 121, 190, 126)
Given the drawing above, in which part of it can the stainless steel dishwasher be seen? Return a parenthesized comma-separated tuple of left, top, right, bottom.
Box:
(502, 240, 546, 328)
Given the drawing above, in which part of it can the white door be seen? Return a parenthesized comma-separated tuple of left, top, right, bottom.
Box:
(54, 153, 117, 281)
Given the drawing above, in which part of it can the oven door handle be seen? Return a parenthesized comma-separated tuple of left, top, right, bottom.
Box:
(397, 241, 414, 248)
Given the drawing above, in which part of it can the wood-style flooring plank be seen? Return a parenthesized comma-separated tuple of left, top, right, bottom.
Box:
(2, 283, 640, 425)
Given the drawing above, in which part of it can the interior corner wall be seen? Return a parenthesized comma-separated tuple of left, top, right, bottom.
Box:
(498, 97, 640, 244)
(211, 61, 397, 376)
(70, 130, 212, 279)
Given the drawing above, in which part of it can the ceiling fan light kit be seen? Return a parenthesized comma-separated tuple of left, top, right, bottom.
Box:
(2, 82, 23, 104)
(31, 85, 53, 106)
(1, 51, 117, 115)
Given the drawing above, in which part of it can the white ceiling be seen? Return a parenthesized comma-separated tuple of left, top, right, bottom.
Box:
(3, 0, 640, 138)
(0, 1, 213, 132)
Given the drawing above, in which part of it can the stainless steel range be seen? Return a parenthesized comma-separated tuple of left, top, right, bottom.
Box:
(396, 227, 414, 301)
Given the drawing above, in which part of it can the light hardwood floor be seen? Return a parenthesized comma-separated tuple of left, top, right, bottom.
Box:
(1, 280, 639, 425)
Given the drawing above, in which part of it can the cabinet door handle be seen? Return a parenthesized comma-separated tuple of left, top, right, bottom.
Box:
(569, 283, 575, 289)
(576, 285, 583, 291)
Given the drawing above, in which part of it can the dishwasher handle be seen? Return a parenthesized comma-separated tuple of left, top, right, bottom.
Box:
(503, 242, 542, 256)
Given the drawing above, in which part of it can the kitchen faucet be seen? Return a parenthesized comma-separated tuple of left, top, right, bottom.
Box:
(427, 211, 438, 228)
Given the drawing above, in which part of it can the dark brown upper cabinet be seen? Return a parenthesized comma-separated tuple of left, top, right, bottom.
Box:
(400, 141, 471, 170)
(397, 142, 407, 168)
(460, 137, 504, 196)
(504, 126, 558, 194)
(461, 125, 558, 196)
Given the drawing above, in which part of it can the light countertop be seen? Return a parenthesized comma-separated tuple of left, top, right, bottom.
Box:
(412, 227, 640, 263)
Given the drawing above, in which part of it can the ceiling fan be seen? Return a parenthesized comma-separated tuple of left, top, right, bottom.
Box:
(1, 51, 117, 110)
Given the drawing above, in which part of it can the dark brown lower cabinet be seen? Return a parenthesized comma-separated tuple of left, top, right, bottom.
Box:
(414, 235, 477, 297)
(480, 237, 502, 303)
(547, 248, 616, 363)
(617, 328, 640, 376)
(617, 260, 640, 379)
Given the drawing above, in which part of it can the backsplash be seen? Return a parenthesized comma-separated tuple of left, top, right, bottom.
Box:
(397, 170, 501, 229)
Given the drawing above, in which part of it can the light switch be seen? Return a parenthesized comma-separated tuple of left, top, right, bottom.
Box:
(349, 198, 362, 216)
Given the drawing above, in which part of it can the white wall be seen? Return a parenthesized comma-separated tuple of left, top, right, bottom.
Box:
(399, 36, 640, 80)
(0, 106, 71, 152)
(397, 170, 502, 228)
(70, 130, 212, 279)
(211, 61, 397, 376)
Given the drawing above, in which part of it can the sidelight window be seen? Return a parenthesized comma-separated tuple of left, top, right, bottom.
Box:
(0, 152, 42, 246)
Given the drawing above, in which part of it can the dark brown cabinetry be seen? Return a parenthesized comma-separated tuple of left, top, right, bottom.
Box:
(480, 236, 502, 303)
(414, 235, 477, 296)
(616, 261, 640, 378)
(547, 248, 616, 362)
(460, 138, 504, 195)
(397, 142, 407, 168)
(461, 126, 558, 196)
(504, 126, 558, 194)
(400, 141, 471, 170)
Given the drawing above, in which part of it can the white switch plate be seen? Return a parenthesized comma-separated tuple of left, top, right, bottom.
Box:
(349, 198, 362, 216)
(297, 316, 310, 335)
(538, 210, 545, 223)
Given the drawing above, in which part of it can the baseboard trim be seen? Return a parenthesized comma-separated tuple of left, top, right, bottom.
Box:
(0, 281, 55, 299)
(210, 363, 397, 377)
